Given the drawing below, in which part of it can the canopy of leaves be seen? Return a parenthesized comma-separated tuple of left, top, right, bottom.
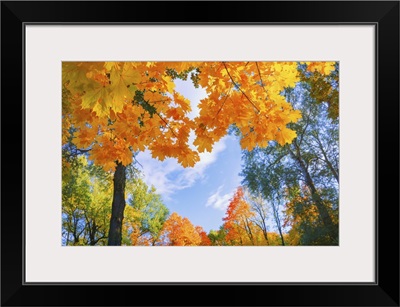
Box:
(124, 179, 169, 246)
(62, 61, 334, 171)
(240, 71, 339, 245)
(159, 212, 202, 246)
(62, 61, 338, 246)
(62, 155, 112, 246)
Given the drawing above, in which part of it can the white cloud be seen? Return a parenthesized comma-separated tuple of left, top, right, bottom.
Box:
(205, 185, 235, 211)
(136, 136, 228, 201)
(135, 78, 227, 201)
(174, 78, 207, 120)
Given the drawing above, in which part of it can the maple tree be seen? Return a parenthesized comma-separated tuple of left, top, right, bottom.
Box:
(62, 61, 335, 245)
(195, 226, 212, 246)
(222, 187, 257, 245)
(158, 212, 202, 246)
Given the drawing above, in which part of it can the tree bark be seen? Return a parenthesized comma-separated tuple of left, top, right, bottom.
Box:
(261, 225, 269, 245)
(277, 226, 286, 246)
(108, 162, 126, 246)
(274, 212, 285, 246)
(244, 218, 255, 245)
(315, 135, 339, 183)
(271, 201, 285, 246)
(289, 146, 338, 242)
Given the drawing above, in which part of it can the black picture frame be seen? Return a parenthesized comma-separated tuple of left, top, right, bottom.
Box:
(1, 1, 399, 306)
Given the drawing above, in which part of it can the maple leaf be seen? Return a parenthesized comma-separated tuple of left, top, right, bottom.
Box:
(64, 61, 313, 172)
(240, 133, 257, 151)
(175, 62, 193, 72)
(62, 62, 104, 92)
(104, 62, 121, 71)
(276, 127, 297, 146)
(110, 80, 132, 114)
(162, 75, 175, 93)
(177, 150, 199, 168)
(81, 84, 113, 117)
(118, 146, 133, 166)
(287, 109, 302, 123)
(72, 126, 98, 148)
(90, 143, 116, 172)
(173, 92, 191, 113)
(150, 146, 167, 162)
(109, 63, 141, 113)
(70, 98, 94, 126)
(193, 135, 213, 153)
(144, 90, 164, 103)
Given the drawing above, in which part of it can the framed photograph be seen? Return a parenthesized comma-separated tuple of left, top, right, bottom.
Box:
(1, 1, 399, 306)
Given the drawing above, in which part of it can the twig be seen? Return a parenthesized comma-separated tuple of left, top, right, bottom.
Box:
(222, 62, 261, 114)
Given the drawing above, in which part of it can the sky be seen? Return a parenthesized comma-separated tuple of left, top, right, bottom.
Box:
(134, 79, 244, 232)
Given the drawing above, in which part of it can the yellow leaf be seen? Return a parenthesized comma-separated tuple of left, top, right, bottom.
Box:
(240, 133, 256, 151)
(162, 75, 175, 93)
(177, 150, 199, 167)
(173, 92, 191, 113)
(63, 62, 95, 91)
(104, 62, 120, 71)
(287, 109, 302, 123)
(120, 63, 142, 84)
(119, 146, 133, 166)
(81, 84, 113, 117)
(174, 62, 193, 73)
(108, 64, 141, 113)
(323, 62, 336, 75)
(110, 80, 133, 113)
(193, 135, 213, 153)
(276, 128, 297, 146)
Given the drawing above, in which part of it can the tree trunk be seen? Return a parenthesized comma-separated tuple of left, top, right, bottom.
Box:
(316, 136, 339, 183)
(277, 226, 286, 246)
(244, 219, 255, 245)
(262, 228, 269, 245)
(271, 202, 285, 246)
(108, 162, 126, 246)
(289, 147, 338, 242)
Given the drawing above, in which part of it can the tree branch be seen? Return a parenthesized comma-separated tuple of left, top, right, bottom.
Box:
(255, 62, 268, 95)
(222, 62, 261, 114)
(155, 111, 178, 138)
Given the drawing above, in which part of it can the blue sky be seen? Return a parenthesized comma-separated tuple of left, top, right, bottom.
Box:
(135, 79, 243, 232)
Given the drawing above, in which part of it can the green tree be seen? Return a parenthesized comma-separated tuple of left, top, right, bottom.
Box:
(124, 178, 169, 246)
(62, 154, 112, 245)
(208, 227, 228, 246)
(241, 65, 339, 245)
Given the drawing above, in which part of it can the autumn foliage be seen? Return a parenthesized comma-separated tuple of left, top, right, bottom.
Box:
(158, 212, 203, 246)
(62, 61, 338, 246)
(223, 187, 255, 245)
(283, 185, 339, 245)
(62, 61, 322, 172)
